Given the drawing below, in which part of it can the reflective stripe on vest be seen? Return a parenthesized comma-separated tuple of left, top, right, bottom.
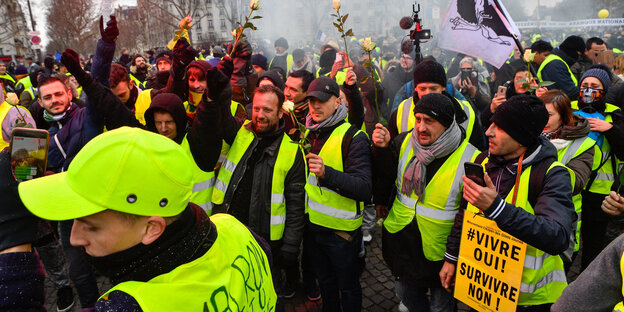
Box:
(467, 162, 568, 305)
(305, 123, 363, 231)
(557, 136, 598, 252)
(212, 120, 301, 240)
(101, 214, 277, 311)
(537, 54, 578, 86)
(571, 102, 621, 194)
(180, 135, 216, 214)
(386, 135, 479, 261)
(396, 97, 475, 140)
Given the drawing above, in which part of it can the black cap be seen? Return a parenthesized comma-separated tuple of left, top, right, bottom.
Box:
(413, 93, 455, 128)
(305, 76, 340, 102)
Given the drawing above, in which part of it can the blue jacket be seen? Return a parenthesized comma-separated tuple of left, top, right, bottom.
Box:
(46, 39, 115, 172)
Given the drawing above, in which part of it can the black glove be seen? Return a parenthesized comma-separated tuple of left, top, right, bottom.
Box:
(217, 56, 233, 80)
(0, 151, 38, 251)
(224, 41, 252, 60)
(61, 49, 89, 83)
(205, 66, 230, 102)
(99, 15, 119, 44)
(172, 37, 197, 71)
(280, 250, 298, 267)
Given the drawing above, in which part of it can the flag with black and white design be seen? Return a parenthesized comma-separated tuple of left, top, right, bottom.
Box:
(438, 0, 520, 68)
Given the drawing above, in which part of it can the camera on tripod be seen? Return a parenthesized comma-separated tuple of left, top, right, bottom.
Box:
(400, 3, 431, 41)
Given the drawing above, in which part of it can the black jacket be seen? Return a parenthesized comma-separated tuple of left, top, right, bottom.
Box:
(306, 120, 373, 232)
(449, 137, 575, 259)
(215, 118, 306, 258)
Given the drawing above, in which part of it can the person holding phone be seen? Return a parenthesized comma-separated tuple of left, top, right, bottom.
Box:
(449, 57, 491, 113)
(372, 93, 480, 312)
(459, 94, 574, 310)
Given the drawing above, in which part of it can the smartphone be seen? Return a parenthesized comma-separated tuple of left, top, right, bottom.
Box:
(9, 128, 50, 181)
(334, 53, 343, 64)
(497, 85, 507, 97)
(464, 162, 485, 187)
(461, 71, 470, 85)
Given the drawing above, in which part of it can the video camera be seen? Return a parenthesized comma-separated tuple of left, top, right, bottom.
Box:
(400, 3, 431, 41)
(399, 3, 431, 64)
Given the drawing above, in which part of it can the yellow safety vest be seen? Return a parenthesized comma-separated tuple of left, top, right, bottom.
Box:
(16, 76, 32, 91)
(212, 120, 302, 240)
(385, 136, 479, 261)
(537, 54, 578, 86)
(316, 68, 347, 86)
(269, 54, 293, 73)
(613, 253, 624, 311)
(180, 135, 216, 214)
(101, 214, 276, 311)
(571, 101, 620, 194)
(129, 73, 147, 89)
(0, 73, 16, 84)
(396, 96, 475, 140)
(134, 89, 152, 125)
(305, 122, 364, 231)
(467, 161, 568, 305)
(556, 136, 600, 252)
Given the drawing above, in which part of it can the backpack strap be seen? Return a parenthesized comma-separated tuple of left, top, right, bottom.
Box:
(474, 152, 488, 165)
(528, 156, 556, 208)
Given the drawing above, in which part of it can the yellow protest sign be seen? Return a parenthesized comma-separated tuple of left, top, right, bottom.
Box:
(455, 210, 527, 312)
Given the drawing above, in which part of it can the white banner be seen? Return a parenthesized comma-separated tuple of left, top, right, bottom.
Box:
(438, 0, 520, 69)
(516, 18, 624, 29)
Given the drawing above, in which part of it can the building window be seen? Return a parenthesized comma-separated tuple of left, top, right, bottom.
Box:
(219, 8, 225, 16)
(207, 12, 212, 17)
(208, 20, 213, 29)
(206, 0, 211, 3)
(220, 19, 226, 29)
(197, 21, 202, 30)
(198, 33, 203, 41)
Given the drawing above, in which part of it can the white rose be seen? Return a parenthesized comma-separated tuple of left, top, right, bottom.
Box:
(249, 0, 260, 10)
(5, 93, 18, 106)
(362, 37, 376, 52)
(282, 100, 294, 113)
(333, 0, 341, 11)
(523, 49, 535, 62)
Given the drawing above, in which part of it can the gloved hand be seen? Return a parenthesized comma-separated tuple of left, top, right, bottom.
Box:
(217, 56, 233, 79)
(0, 151, 38, 252)
(99, 15, 119, 44)
(172, 37, 197, 72)
(224, 41, 252, 61)
(280, 250, 298, 267)
(60, 49, 89, 83)
(205, 66, 230, 102)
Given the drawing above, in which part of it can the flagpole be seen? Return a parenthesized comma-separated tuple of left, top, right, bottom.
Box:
(490, 0, 537, 77)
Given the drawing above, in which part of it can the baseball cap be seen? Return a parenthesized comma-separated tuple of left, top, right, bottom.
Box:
(18, 127, 194, 220)
(305, 76, 340, 102)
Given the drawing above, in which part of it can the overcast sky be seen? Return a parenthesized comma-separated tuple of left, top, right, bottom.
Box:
(23, 0, 562, 50)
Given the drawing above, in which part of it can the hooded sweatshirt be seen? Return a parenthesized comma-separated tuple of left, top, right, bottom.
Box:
(144, 93, 188, 144)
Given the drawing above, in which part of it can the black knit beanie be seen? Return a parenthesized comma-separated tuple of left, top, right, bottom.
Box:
(413, 93, 455, 128)
(490, 94, 548, 147)
(413, 60, 447, 87)
(560, 35, 585, 58)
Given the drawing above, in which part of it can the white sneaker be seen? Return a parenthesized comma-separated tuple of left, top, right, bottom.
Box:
(363, 232, 372, 243)
(398, 301, 408, 312)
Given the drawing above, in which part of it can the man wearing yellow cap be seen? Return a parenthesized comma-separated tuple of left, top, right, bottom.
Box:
(0, 127, 276, 310)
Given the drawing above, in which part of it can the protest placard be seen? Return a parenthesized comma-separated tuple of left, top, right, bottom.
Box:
(455, 211, 527, 312)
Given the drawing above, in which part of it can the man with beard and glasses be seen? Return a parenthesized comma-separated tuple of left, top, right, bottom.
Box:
(211, 85, 306, 303)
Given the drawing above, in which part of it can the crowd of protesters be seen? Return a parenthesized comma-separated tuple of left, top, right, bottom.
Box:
(1, 12, 624, 312)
